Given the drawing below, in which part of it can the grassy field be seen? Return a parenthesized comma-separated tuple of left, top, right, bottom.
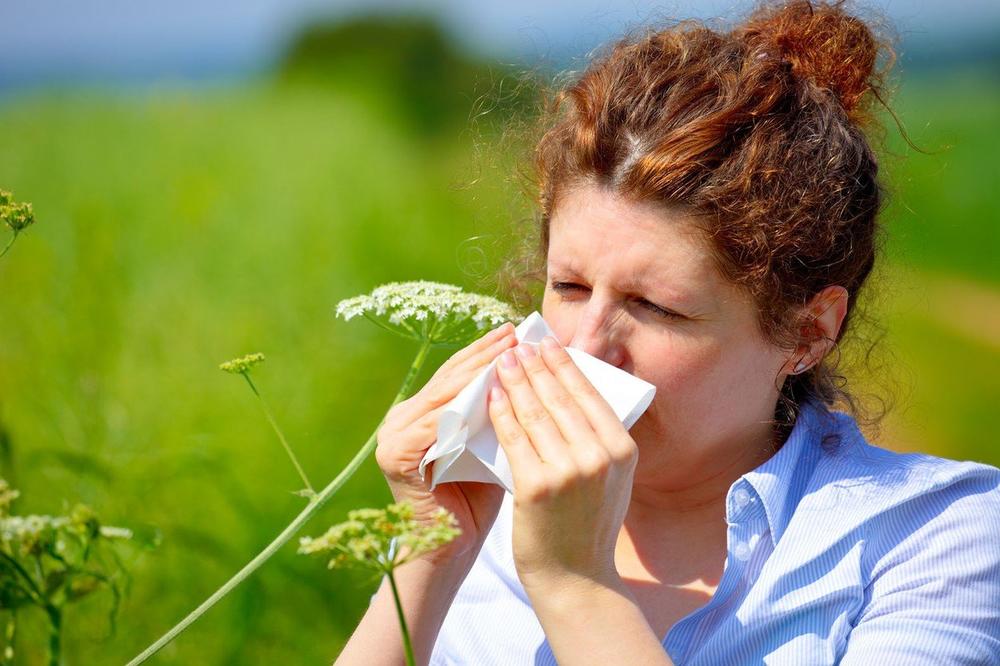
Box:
(0, 64, 996, 663)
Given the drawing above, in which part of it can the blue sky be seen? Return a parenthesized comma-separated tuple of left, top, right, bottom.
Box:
(1, 0, 998, 89)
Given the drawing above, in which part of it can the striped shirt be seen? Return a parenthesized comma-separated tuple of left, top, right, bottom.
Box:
(421, 399, 1000, 664)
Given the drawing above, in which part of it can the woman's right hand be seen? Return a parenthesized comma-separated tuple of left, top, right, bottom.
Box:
(375, 322, 517, 567)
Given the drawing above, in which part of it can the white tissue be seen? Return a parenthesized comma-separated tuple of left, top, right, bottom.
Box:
(417, 311, 656, 495)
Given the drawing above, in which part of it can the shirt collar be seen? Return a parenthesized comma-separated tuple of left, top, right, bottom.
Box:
(738, 399, 836, 547)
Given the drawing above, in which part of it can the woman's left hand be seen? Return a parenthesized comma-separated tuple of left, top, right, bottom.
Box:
(487, 335, 638, 593)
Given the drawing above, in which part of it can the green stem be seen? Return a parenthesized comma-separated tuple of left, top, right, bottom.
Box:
(242, 373, 315, 495)
(386, 569, 416, 666)
(0, 551, 45, 606)
(45, 606, 60, 666)
(127, 338, 435, 665)
(0, 231, 16, 261)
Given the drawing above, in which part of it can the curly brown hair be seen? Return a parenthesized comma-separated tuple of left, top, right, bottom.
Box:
(494, 0, 907, 436)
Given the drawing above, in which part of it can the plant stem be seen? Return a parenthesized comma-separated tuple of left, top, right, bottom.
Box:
(386, 569, 416, 666)
(127, 338, 435, 665)
(45, 606, 60, 666)
(242, 373, 315, 495)
(0, 232, 17, 261)
(0, 551, 45, 606)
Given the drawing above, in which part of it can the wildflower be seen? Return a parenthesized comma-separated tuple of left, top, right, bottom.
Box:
(0, 190, 34, 232)
(0, 493, 136, 666)
(219, 351, 315, 499)
(299, 501, 460, 572)
(219, 352, 265, 375)
(0, 478, 18, 516)
(335, 280, 522, 346)
(299, 502, 460, 666)
(0, 506, 133, 557)
(1, 201, 33, 233)
(0, 189, 36, 260)
(130, 286, 518, 664)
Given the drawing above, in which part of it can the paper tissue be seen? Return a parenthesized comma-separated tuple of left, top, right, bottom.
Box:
(418, 311, 656, 495)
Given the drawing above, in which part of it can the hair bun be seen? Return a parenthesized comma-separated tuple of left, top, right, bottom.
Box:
(737, 1, 889, 119)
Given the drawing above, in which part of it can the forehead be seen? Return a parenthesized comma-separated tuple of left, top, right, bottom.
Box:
(547, 183, 727, 301)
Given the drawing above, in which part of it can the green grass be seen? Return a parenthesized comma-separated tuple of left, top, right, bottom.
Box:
(0, 67, 996, 663)
(880, 67, 1000, 284)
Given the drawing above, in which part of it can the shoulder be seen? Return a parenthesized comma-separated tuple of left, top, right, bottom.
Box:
(808, 406, 999, 507)
(805, 408, 1000, 570)
(816, 419, 1000, 661)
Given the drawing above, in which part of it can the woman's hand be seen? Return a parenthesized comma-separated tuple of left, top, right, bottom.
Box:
(488, 335, 638, 592)
(375, 322, 516, 567)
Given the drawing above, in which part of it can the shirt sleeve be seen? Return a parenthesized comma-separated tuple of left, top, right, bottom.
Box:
(839, 464, 1000, 664)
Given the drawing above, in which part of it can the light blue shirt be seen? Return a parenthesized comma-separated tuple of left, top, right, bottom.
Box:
(423, 399, 1000, 664)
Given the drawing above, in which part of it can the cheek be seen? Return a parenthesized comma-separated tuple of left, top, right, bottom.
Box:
(639, 333, 783, 428)
(541, 292, 577, 345)
(637, 337, 720, 399)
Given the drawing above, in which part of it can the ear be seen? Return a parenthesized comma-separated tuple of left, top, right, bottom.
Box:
(780, 285, 849, 377)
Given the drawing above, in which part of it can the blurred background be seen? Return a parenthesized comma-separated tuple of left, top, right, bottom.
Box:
(0, 0, 997, 662)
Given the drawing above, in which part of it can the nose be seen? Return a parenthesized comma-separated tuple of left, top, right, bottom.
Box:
(568, 301, 627, 368)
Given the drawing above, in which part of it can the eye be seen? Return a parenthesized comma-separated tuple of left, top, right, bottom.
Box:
(550, 282, 683, 320)
(637, 299, 683, 320)
(551, 281, 588, 294)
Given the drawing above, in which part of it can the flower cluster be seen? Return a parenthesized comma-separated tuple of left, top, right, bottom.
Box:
(335, 280, 522, 346)
(0, 479, 138, 666)
(219, 352, 265, 375)
(0, 502, 133, 558)
(0, 477, 18, 516)
(298, 501, 460, 572)
(0, 190, 34, 233)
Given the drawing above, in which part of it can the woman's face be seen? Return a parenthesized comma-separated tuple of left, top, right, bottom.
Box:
(542, 182, 791, 490)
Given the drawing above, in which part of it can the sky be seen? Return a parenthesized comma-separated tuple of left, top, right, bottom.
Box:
(1, 0, 998, 90)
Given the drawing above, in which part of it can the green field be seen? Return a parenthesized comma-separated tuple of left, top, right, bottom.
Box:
(0, 61, 997, 662)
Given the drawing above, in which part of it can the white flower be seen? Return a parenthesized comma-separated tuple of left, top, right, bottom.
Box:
(0, 510, 132, 555)
(335, 280, 522, 346)
(100, 526, 134, 540)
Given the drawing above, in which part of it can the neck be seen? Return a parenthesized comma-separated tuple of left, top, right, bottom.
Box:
(625, 420, 780, 534)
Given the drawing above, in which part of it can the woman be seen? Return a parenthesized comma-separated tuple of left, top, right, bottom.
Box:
(347, 1, 1000, 664)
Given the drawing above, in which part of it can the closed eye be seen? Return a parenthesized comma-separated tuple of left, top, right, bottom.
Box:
(550, 281, 684, 320)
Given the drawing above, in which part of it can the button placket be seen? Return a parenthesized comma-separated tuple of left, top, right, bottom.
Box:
(727, 483, 760, 567)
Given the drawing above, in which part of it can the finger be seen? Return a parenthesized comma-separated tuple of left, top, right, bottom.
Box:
(452, 323, 517, 375)
(538, 336, 633, 457)
(511, 342, 599, 460)
(381, 401, 448, 446)
(440, 322, 515, 374)
(487, 384, 542, 491)
(395, 326, 516, 424)
(495, 348, 572, 469)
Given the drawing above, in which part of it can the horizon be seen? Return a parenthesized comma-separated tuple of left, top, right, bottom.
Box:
(2, 0, 998, 95)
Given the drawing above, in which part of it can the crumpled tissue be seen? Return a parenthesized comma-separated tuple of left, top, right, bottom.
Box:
(418, 311, 656, 495)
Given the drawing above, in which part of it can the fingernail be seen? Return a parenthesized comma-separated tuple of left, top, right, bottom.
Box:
(794, 361, 807, 373)
(501, 350, 518, 368)
(516, 343, 536, 359)
(542, 336, 559, 349)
